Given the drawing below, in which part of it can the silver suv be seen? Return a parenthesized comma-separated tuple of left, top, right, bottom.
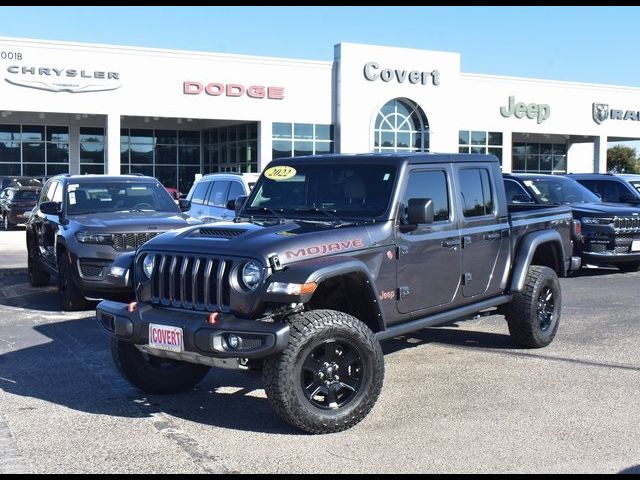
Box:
(185, 173, 259, 222)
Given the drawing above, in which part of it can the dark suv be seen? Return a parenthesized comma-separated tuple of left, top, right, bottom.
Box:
(567, 173, 640, 206)
(1, 186, 40, 229)
(505, 174, 640, 272)
(26, 175, 200, 310)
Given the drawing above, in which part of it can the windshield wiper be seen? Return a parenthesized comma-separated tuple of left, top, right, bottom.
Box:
(245, 206, 286, 224)
(293, 207, 347, 225)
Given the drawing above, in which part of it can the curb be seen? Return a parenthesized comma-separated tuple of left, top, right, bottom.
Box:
(0, 268, 28, 277)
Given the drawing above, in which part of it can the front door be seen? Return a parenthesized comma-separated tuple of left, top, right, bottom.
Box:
(396, 167, 461, 314)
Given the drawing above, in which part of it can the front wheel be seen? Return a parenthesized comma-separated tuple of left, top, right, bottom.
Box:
(504, 265, 561, 348)
(3, 214, 15, 230)
(57, 254, 88, 311)
(263, 310, 384, 434)
(111, 339, 211, 394)
(27, 239, 50, 287)
(618, 262, 640, 273)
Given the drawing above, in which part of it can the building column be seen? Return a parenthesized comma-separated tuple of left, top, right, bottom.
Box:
(68, 124, 80, 175)
(593, 135, 608, 173)
(501, 131, 512, 173)
(105, 113, 121, 175)
(258, 120, 272, 172)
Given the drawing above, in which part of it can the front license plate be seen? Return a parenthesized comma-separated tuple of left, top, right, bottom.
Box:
(149, 324, 184, 353)
(632, 240, 640, 252)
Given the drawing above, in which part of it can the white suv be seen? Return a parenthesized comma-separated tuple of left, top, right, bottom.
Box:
(185, 173, 259, 223)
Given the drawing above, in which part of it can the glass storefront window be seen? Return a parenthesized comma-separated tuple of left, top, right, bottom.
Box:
(46, 143, 69, 164)
(21, 125, 45, 141)
(23, 143, 45, 163)
(155, 130, 177, 145)
(0, 141, 20, 163)
(294, 123, 313, 140)
(0, 125, 20, 141)
(80, 143, 105, 164)
(79, 127, 104, 143)
(459, 130, 503, 164)
(374, 99, 429, 152)
(511, 142, 567, 174)
(272, 140, 292, 159)
(294, 141, 313, 157)
(130, 144, 153, 164)
(155, 145, 177, 164)
(129, 129, 154, 144)
(46, 126, 69, 142)
(272, 123, 292, 139)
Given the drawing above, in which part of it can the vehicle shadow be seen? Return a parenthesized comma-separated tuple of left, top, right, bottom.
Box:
(0, 317, 298, 435)
(571, 266, 629, 277)
(382, 323, 516, 356)
(0, 277, 99, 313)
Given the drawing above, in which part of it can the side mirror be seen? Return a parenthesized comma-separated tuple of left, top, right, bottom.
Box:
(407, 198, 434, 225)
(40, 201, 62, 215)
(178, 199, 191, 212)
(227, 195, 247, 215)
(511, 194, 534, 204)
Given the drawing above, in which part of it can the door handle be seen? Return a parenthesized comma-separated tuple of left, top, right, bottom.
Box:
(442, 239, 461, 248)
(483, 232, 501, 240)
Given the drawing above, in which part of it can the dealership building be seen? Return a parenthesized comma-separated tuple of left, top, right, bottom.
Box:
(1, 36, 640, 192)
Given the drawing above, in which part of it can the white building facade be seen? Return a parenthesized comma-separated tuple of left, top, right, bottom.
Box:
(1, 37, 639, 192)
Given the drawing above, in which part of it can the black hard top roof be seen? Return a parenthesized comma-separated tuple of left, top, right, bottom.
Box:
(271, 152, 500, 166)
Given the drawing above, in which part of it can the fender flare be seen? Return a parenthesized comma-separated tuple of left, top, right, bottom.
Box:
(510, 230, 565, 292)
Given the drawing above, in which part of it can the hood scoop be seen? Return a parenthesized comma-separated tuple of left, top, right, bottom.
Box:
(194, 227, 248, 238)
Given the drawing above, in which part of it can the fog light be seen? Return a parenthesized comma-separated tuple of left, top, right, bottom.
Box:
(226, 334, 240, 350)
(108, 266, 128, 278)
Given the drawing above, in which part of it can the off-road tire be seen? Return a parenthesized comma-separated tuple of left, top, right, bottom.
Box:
(263, 309, 384, 434)
(504, 265, 561, 348)
(111, 339, 211, 394)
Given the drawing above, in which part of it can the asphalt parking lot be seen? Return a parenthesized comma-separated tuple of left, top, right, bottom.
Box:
(0, 267, 639, 473)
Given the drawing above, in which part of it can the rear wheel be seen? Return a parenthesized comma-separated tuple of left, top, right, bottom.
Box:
(111, 339, 211, 394)
(504, 265, 561, 348)
(57, 253, 88, 311)
(27, 239, 50, 287)
(618, 262, 640, 273)
(263, 310, 384, 434)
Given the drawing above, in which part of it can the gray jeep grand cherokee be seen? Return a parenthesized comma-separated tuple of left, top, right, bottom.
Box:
(26, 174, 200, 310)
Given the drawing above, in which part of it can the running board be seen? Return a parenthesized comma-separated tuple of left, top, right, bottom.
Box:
(375, 295, 512, 341)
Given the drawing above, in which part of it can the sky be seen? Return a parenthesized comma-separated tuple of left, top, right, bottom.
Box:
(1, 6, 639, 150)
(2, 6, 640, 87)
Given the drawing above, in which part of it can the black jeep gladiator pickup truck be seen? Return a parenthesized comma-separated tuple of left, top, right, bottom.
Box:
(97, 153, 578, 434)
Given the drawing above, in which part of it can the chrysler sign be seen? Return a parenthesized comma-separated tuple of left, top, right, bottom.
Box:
(5, 65, 122, 93)
(183, 81, 284, 99)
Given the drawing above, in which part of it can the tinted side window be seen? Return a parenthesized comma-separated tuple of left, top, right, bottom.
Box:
(402, 170, 450, 223)
(460, 168, 494, 217)
(206, 181, 230, 207)
(190, 181, 210, 205)
(504, 179, 533, 203)
(226, 181, 245, 204)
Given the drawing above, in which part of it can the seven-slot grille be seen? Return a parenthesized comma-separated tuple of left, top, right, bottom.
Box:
(614, 217, 640, 232)
(113, 232, 161, 251)
(149, 254, 233, 311)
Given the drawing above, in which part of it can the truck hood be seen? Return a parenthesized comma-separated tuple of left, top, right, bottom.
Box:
(70, 211, 198, 230)
(140, 219, 394, 265)
(569, 202, 640, 217)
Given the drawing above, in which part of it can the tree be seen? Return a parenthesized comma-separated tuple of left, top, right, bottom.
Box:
(607, 146, 639, 173)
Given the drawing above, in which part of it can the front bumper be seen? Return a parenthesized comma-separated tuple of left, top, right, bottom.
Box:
(581, 251, 640, 265)
(96, 300, 290, 360)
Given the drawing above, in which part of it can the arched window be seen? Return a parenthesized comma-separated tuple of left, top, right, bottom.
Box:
(373, 98, 429, 152)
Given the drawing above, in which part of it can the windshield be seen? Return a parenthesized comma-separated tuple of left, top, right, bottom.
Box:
(630, 181, 640, 194)
(14, 191, 38, 201)
(523, 177, 600, 204)
(246, 164, 397, 220)
(66, 182, 179, 215)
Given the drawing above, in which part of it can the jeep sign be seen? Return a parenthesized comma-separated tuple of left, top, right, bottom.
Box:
(500, 96, 550, 124)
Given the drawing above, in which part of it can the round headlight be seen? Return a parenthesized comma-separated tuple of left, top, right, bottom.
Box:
(142, 254, 156, 279)
(241, 261, 263, 290)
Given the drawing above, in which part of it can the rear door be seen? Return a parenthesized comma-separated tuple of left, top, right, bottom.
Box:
(456, 166, 509, 298)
